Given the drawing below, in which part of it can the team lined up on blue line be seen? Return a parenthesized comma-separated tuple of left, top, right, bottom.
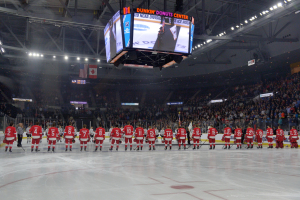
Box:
(3, 121, 299, 152)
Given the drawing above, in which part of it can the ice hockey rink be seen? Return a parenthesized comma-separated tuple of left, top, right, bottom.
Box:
(0, 139, 299, 200)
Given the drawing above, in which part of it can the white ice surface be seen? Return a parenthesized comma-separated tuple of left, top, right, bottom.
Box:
(0, 138, 300, 200)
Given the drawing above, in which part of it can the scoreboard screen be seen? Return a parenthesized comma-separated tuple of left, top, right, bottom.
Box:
(133, 13, 190, 53)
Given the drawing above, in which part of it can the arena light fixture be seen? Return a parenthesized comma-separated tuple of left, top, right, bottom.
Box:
(33, 53, 36, 57)
(77, 57, 80, 60)
(41, 54, 44, 57)
(273, 5, 278, 9)
(231, 27, 234, 30)
(236, 25, 239, 28)
(277, 3, 282, 7)
(1, 47, 4, 53)
(97, 59, 100, 62)
(64, 56, 68, 60)
(270, 7, 274, 11)
(37, 54, 40, 57)
(29, 53, 32, 56)
(85, 58, 88, 61)
(53, 55, 56, 58)
(197, 44, 200, 47)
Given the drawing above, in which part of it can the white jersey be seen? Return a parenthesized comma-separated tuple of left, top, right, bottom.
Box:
(89, 129, 94, 136)
(58, 128, 63, 135)
(25, 127, 31, 134)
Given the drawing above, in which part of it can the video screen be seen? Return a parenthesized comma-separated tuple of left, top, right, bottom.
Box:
(104, 11, 124, 62)
(133, 13, 190, 53)
(123, 14, 131, 48)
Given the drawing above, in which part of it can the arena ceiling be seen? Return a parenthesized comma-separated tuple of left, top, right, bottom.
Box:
(0, 0, 300, 79)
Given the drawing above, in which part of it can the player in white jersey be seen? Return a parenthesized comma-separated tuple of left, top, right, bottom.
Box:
(26, 125, 31, 143)
(89, 126, 95, 143)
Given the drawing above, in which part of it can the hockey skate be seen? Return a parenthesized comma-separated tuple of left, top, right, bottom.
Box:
(52, 148, 55, 152)
(209, 146, 212, 150)
(257, 146, 260, 149)
(247, 146, 250, 149)
(109, 147, 113, 151)
(149, 147, 151, 151)
(213, 145, 215, 149)
(31, 148, 33, 152)
(70, 148, 72, 151)
(80, 147, 83, 151)
(165, 146, 167, 150)
(268, 146, 272, 149)
(240, 146, 242, 149)
(153, 146, 155, 150)
(35, 148, 38, 152)
(84, 147, 87, 151)
(130, 147, 132, 151)
(228, 146, 231, 149)
(169, 146, 172, 150)
(193, 147, 196, 150)
(178, 146, 181, 150)
(5, 148, 8, 152)
(184, 146, 186, 150)
(141, 147, 143, 151)
(65, 148, 68, 151)
(95, 147, 98, 151)
(224, 146, 227, 149)
(197, 146, 200, 149)
(125, 147, 127, 151)
(251, 145, 253, 149)
(48, 147, 50, 152)
(116, 147, 118, 151)
(9, 149, 12, 152)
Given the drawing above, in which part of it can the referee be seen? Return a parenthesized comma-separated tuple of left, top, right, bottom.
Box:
(17, 123, 24, 147)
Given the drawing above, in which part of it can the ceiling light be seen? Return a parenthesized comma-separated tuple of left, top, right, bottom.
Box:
(270, 7, 274, 11)
(0, 40, 2, 45)
(29, 53, 32, 56)
(33, 53, 36, 57)
(97, 59, 100, 62)
(195, 46, 197, 49)
(236, 25, 239, 28)
(198, 44, 200, 47)
(77, 57, 80, 60)
(53, 56, 56, 58)
(1, 48, 4, 53)
(273, 5, 278, 9)
(37, 54, 40, 57)
(85, 58, 88, 61)
(245, 20, 248, 23)
(277, 3, 282, 7)
(41, 54, 44, 57)
(64, 56, 68, 60)
(231, 27, 234, 30)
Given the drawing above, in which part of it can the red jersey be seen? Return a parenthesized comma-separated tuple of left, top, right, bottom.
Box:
(64, 126, 75, 139)
(234, 128, 242, 139)
(224, 127, 232, 138)
(290, 129, 299, 140)
(176, 128, 186, 139)
(123, 125, 134, 138)
(192, 128, 201, 139)
(256, 129, 263, 139)
(79, 128, 90, 140)
(266, 128, 273, 138)
(111, 128, 122, 138)
(246, 128, 254, 138)
(48, 127, 59, 140)
(208, 128, 218, 139)
(164, 129, 173, 139)
(147, 129, 156, 139)
(135, 127, 144, 139)
(29, 125, 43, 139)
(95, 127, 106, 140)
(276, 129, 285, 141)
(4, 126, 16, 140)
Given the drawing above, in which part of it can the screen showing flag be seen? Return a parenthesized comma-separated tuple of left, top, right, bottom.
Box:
(79, 64, 88, 78)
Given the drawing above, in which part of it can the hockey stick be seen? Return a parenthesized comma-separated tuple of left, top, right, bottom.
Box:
(21, 145, 25, 151)
(199, 139, 207, 148)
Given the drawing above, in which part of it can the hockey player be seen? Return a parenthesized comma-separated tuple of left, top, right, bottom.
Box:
(29, 122, 43, 152)
(94, 125, 105, 151)
(26, 125, 31, 144)
(135, 124, 145, 151)
(147, 126, 156, 150)
(275, 126, 285, 149)
(289, 126, 299, 148)
(4, 122, 16, 152)
(255, 127, 264, 149)
(89, 126, 94, 143)
(234, 126, 242, 149)
(245, 125, 254, 149)
(208, 125, 218, 150)
(223, 125, 232, 149)
(123, 121, 134, 151)
(64, 122, 75, 151)
(164, 126, 173, 150)
(58, 125, 63, 142)
(191, 124, 201, 150)
(109, 124, 122, 151)
(176, 126, 187, 150)
(79, 124, 90, 151)
(266, 126, 274, 148)
(47, 122, 59, 152)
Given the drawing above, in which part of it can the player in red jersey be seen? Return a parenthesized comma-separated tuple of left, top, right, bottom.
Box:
(266, 126, 274, 148)
(147, 126, 156, 150)
(192, 125, 201, 150)
(4, 122, 16, 152)
(79, 124, 90, 151)
(64, 122, 75, 151)
(135, 124, 144, 151)
(29, 121, 43, 152)
(110, 124, 122, 151)
(289, 126, 299, 148)
(176, 126, 187, 150)
(275, 126, 285, 149)
(208, 126, 218, 150)
(223, 125, 232, 149)
(94, 125, 105, 151)
(255, 127, 264, 149)
(234, 125, 243, 149)
(245, 125, 254, 149)
(164, 126, 173, 150)
(47, 122, 59, 152)
(123, 121, 134, 151)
